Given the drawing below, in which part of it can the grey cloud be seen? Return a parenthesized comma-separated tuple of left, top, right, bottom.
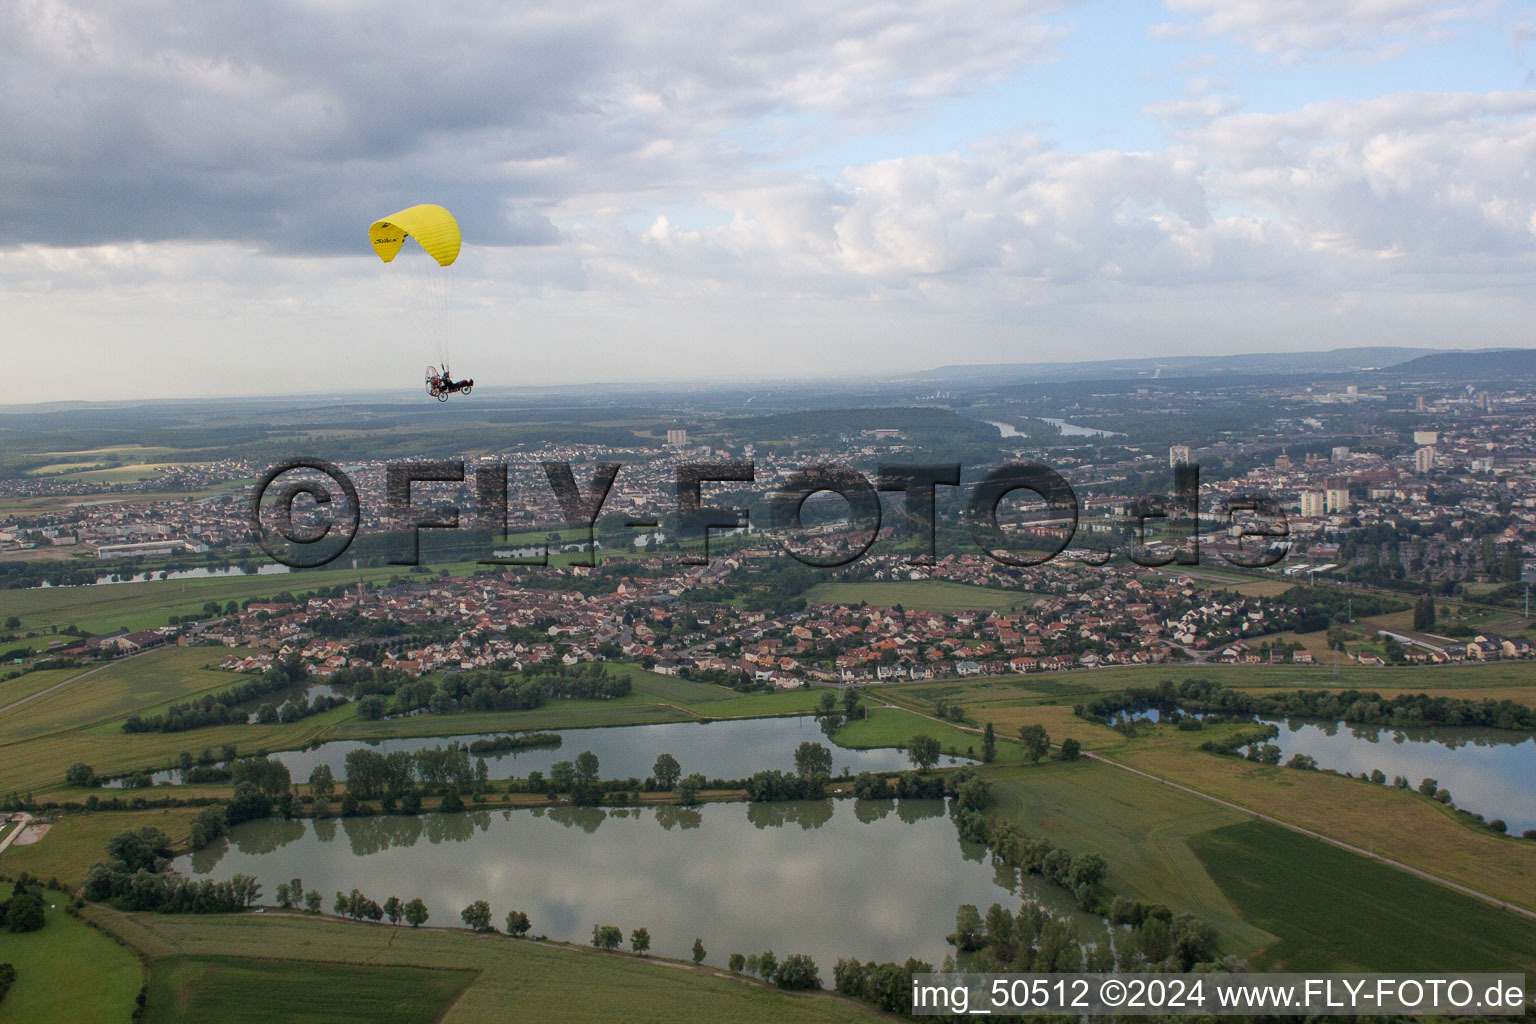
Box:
(0, 0, 1072, 253)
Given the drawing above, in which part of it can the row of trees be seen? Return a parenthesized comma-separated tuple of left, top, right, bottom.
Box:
(724, 950, 822, 990)
(1083, 677, 1536, 732)
(123, 657, 309, 734)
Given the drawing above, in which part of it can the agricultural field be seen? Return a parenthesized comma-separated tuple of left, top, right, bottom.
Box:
(94, 910, 888, 1024)
(981, 759, 1274, 957)
(144, 957, 474, 1024)
(1106, 739, 1536, 913)
(0, 882, 145, 1024)
(1190, 821, 1536, 972)
(804, 580, 1037, 614)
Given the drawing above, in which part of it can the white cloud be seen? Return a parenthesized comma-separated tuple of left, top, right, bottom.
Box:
(1161, 0, 1501, 64)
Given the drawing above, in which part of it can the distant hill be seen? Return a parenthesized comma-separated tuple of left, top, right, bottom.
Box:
(916, 347, 1446, 384)
(1384, 348, 1536, 380)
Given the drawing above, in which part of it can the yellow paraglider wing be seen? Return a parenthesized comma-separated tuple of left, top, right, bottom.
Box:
(369, 204, 461, 267)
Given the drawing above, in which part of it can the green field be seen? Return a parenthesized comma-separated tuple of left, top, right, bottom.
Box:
(0, 883, 144, 1024)
(833, 706, 1011, 763)
(804, 580, 1037, 613)
(1190, 821, 1536, 971)
(0, 645, 837, 796)
(144, 956, 474, 1024)
(0, 564, 483, 636)
(0, 648, 257, 744)
(1110, 738, 1536, 914)
(982, 759, 1275, 956)
(95, 911, 886, 1024)
(0, 807, 208, 887)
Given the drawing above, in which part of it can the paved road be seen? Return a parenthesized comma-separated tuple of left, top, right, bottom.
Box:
(1085, 750, 1536, 922)
(0, 813, 35, 856)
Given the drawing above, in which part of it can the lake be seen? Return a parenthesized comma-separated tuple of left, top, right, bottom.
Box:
(269, 715, 971, 783)
(181, 799, 1099, 969)
(1120, 708, 1536, 833)
(36, 564, 291, 588)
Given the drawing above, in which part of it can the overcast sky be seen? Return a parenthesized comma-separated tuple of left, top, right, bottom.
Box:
(4, 0, 1535, 402)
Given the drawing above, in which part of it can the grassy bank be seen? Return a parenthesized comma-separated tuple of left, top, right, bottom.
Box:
(94, 910, 886, 1024)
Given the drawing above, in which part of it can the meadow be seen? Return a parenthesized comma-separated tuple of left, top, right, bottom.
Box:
(0, 882, 145, 1024)
(94, 910, 888, 1024)
(832, 706, 1008, 763)
(1189, 821, 1536, 971)
(0, 807, 208, 887)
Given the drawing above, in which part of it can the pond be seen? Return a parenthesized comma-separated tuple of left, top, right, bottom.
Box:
(180, 799, 1100, 969)
(1118, 708, 1536, 833)
(1268, 718, 1536, 833)
(269, 715, 973, 784)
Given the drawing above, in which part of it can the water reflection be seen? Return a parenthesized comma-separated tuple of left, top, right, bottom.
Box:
(179, 799, 1088, 969)
(267, 716, 955, 783)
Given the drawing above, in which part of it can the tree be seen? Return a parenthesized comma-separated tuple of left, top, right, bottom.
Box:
(631, 926, 651, 954)
(334, 891, 352, 917)
(460, 900, 493, 932)
(275, 882, 292, 909)
(1419, 777, 1439, 796)
(1286, 753, 1318, 771)
(676, 773, 705, 806)
(506, 910, 531, 937)
(309, 763, 335, 799)
(981, 723, 996, 763)
(950, 904, 984, 951)
(793, 741, 833, 779)
(6, 889, 45, 933)
(728, 952, 746, 973)
(1017, 724, 1050, 763)
(574, 751, 600, 784)
(773, 953, 821, 990)
(841, 688, 861, 717)
(1058, 738, 1081, 761)
(439, 787, 465, 813)
(403, 898, 429, 927)
(64, 762, 94, 787)
(356, 695, 387, 720)
(305, 890, 322, 913)
(652, 753, 681, 790)
(550, 761, 576, 792)
(384, 896, 403, 925)
(692, 937, 707, 964)
(818, 691, 837, 716)
(757, 950, 778, 981)
(907, 734, 941, 772)
(592, 924, 623, 950)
